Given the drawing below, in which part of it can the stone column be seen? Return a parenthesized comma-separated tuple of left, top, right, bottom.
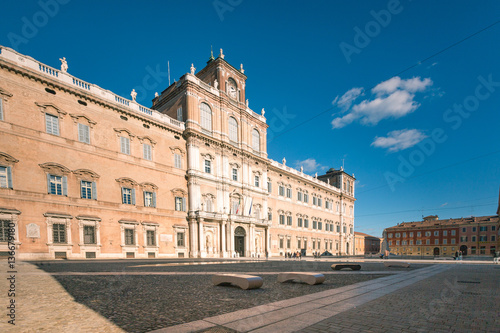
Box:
(221, 220, 227, 257)
(198, 217, 206, 258)
(188, 218, 198, 258)
(229, 221, 234, 256)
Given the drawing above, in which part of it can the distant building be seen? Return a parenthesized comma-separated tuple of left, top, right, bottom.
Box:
(384, 214, 499, 257)
(354, 232, 381, 255)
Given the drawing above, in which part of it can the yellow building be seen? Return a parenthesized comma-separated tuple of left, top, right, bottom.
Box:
(0, 46, 355, 259)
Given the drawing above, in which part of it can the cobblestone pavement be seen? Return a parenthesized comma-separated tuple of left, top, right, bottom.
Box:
(0, 261, 124, 333)
(297, 264, 500, 333)
(3, 259, 497, 332)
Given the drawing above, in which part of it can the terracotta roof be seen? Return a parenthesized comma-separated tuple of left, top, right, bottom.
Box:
(385, 215, 499, 230)
(354, 231, 380, 239)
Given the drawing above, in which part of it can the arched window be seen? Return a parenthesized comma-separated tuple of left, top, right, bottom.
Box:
(200, 103, 212, 132)
(228, 117, 238, 142)
(252, 128, 260, 152)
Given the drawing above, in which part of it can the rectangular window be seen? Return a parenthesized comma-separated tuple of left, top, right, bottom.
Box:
(451, 230, 456, 235)
(177, 107, 183, 121)
(313, 197, 317, 206)
(304, 219, 309, 228)
(492, 226, 496, 231)
(472, 227, 477, 232)
(417, 232, 421, 237)
(318, 198, 322, 207)
(426, 239, 430, 245)
(286, 216, 292, 226)
(279, 186, 284, 196)
(480, 226, 487, 232)
(416, 240, 422, 245)
(143, 143, 152, 160)
(267, 181, 272, 193)
(480, 246, 486, 254)
(53, 223, 66, 243)
(77, 123, 90, 144)
(83, 225, 96, 244)
(45, 113, 59, 135)
(279, 215, 285, 225)
(0, 166, 12, 189)
(409, 232, 413, 237)
(462, 227, 466, 232)
(122, 187, 135, 205)
(396, 240, 400, 245)
(479, 236, 487, 242)
(144, 191, 156, 207)
(286, 188, 292, 198)
(48, 174, 67, 196)
(443, 239, 447, 244)
(254, 176, 260, 187)
(460, 236, 467, 242)
(147, 230, 156, 246)
(318, 222, 322, 230)
(336, 225, 340, 232)
(174, 153, 182, 168)
(0, 99, 3, 121)
(425, 231, 431, 237)
(204, 160, 211, 174)
(303, 193, 309, 203)
(232, 168, 238, 181)
(120, 136, 130, 155)
(472, 236, 476, 242)
(0, 220, 11, 242)
(279, 238, 284, 249)
(298, 239, 301, 249)
(297, 192, 303, 201)
(343, 226, 346, 234)
(268, 211, 272, 221)
(287, 238, 291, 249)
(175, 197, 186, 211)
(395, 233, 400, 238)
(410, 240, 414, 245)
(298, 218, 303, 227)
(304, 240, 307, 249)
(125, 228, 134, 245)
(80, 180, 96, 200)
(177, 232, 185, 246)
(471, 246, 476, 254)
(434, 231, 439, 236)
(451, 238, 456, 244)
(443, 230, 447, 236)
(492, 236, 496, 242)
(313, 221, 317, 229)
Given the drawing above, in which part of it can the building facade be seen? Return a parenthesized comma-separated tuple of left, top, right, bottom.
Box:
(384, 215, 499, 257)
(0, 46, 355, 260)
(354, 232, 381, 255)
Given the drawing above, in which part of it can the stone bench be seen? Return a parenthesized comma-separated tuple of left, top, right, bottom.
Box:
(212, 274, 263, 290)
(384, 261, 410, 268)
(331, 264, 361, 271)
(277, 272, 325, 285)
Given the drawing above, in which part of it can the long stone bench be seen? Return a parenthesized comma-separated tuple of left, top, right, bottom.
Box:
(277, 272, 325, 285)
(331, 264, 361, 271)
(384, 261, 410, 268)
(212, 274, 263, 290)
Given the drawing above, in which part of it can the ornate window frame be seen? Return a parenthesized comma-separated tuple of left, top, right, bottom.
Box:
(0, 208, 21, 251)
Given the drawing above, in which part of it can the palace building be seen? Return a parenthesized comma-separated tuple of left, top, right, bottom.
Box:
(0, 46, 355, 260)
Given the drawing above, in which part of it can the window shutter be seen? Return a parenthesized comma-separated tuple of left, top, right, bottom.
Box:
(92, 181, 97, 200)
(131, 188, 136, 205)
(80, 180, 84, 198)
(121, 187, 125, 203)
(182, 197, 186, 211)
(47, 174, 51, 193)
(62, 176, 68, 196)
(7, 166, 12, 189)
(152, 192, 156, 208)
(143, 191, 146, 206)
(45, 114, 51, 133)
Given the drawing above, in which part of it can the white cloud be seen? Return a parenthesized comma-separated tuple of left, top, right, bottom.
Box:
(295, 158, 326, 173)
(371, 129, 427, 152)
(332, 76, 432, 129)
(332, 87, 363, 111)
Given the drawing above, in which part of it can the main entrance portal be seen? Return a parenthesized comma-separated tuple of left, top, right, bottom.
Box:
(234, 226, 246, 257)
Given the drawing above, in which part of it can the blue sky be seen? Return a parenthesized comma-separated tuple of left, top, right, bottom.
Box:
(2, 0, 499, 237)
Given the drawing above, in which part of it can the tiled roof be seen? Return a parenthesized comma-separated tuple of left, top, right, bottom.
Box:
(386, 215, 499, 230)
